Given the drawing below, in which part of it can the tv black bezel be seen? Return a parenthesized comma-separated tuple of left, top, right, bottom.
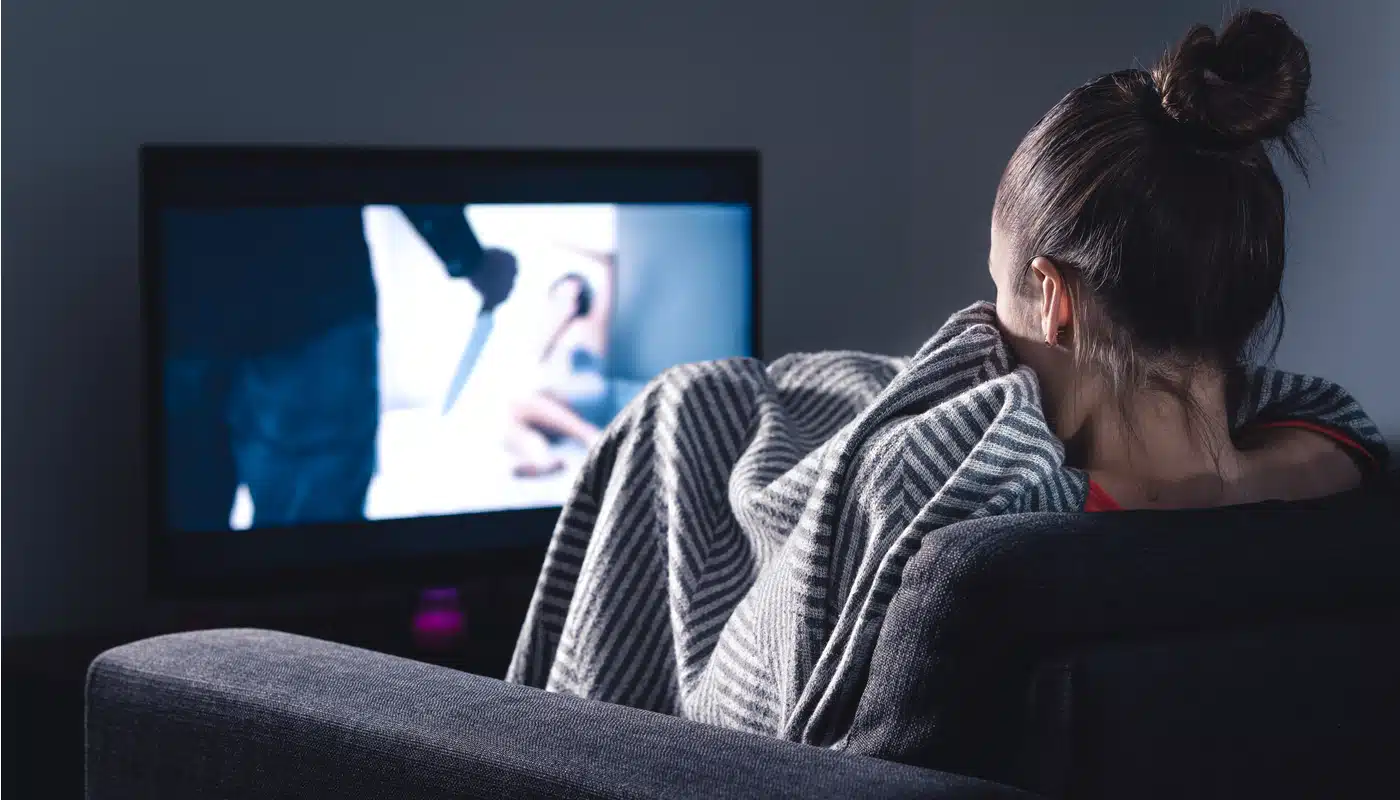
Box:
(142, 144, 762, 598)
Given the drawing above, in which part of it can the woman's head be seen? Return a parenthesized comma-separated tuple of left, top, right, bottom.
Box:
(990, 9, 1311, 432)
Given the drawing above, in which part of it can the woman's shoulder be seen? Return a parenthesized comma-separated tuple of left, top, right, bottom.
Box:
(1230, 365, 1390, 471)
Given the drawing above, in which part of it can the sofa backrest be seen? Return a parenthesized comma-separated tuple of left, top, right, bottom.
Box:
(841, 473, 1400, 799)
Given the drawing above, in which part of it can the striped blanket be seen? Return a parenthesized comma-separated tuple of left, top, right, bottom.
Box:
(507, 301, 1385, 747)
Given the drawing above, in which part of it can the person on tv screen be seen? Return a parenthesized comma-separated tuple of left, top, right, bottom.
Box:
(505, 271, 611, 477)
(161, 204, 518, 532)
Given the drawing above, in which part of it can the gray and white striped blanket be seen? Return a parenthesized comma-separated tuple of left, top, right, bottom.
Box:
(507, 301, 1384, 746)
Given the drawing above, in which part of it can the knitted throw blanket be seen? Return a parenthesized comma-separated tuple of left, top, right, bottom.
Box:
(506, 301, 1386, 747)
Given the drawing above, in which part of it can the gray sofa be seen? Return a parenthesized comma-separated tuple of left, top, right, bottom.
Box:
(85, 629, 1035, 799)
(88, 471, 1398, 799)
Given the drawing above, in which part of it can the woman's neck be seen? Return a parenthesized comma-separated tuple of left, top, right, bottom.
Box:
(1064, 372, 1248, 507)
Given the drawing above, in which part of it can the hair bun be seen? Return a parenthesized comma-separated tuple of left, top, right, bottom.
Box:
(1153, 10, 1311, 148)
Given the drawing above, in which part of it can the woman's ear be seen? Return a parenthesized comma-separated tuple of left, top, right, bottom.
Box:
(1028, 256, 1073, 347)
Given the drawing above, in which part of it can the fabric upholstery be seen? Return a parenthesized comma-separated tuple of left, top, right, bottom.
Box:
(85, 629, 1039, 800)
(1039, 611, 1400, 799)
(842, 475, 1400, 796)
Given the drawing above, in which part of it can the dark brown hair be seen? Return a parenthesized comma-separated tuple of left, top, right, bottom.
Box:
(993, 9, 1312, 404)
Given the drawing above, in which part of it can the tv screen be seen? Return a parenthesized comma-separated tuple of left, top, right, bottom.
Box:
(144, 146, 759, 593)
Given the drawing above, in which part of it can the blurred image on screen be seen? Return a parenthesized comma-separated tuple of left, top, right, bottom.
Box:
(160, 203, 752, 532)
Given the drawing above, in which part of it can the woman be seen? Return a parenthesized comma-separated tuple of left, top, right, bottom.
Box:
(986, 11, 1377, 509)
(508, 9, 1387, 746)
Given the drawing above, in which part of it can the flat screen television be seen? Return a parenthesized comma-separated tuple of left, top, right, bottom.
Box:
(143, 145, 759, 595)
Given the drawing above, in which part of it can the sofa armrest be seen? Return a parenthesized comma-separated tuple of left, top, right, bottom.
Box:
(86, 629, 1037, 800)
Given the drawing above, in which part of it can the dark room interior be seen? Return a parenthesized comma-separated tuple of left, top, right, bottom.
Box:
(4, 1, 1398, 798)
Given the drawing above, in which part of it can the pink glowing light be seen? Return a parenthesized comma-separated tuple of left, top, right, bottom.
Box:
(412, 588, 467, 651)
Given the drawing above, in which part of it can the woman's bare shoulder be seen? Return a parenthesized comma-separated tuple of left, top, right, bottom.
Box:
(1235, 425, 1364, 503)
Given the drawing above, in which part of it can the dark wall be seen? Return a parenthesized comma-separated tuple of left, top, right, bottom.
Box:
(1, 0, 912, 635)
(4, 0, 1396, 636)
